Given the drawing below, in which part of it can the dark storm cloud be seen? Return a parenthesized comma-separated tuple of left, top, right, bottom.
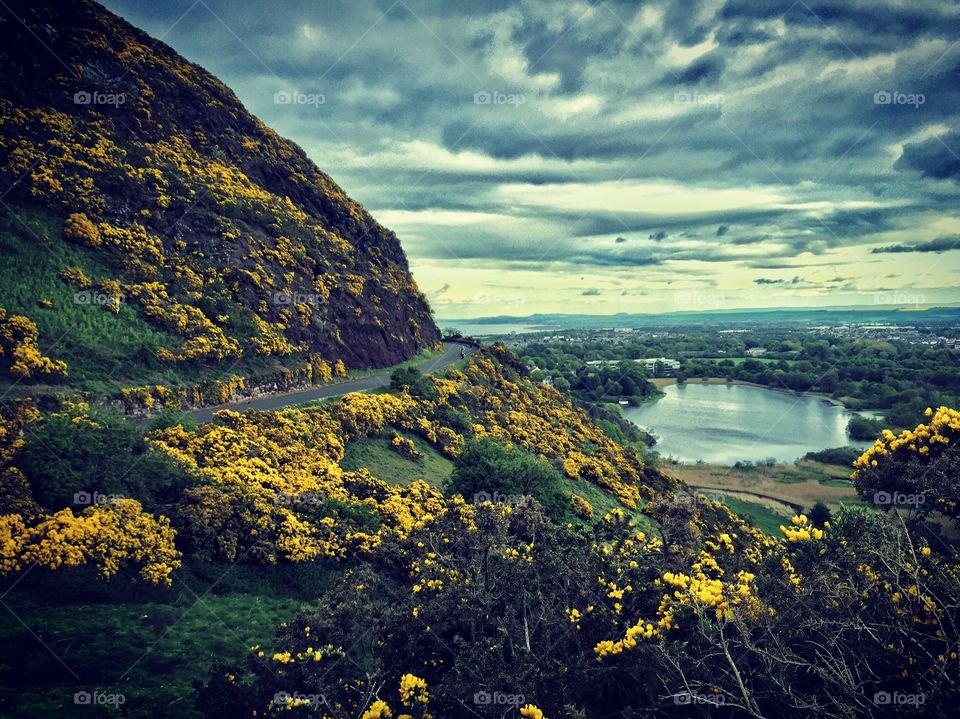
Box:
(896, 132, 960, 181)
(100, 0, 960, 299)
(872, 235, 960, 254)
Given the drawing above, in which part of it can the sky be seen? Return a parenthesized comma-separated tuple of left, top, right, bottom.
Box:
(102, 0, 960, 319)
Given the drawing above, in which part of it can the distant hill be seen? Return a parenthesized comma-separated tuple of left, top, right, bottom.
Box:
(0, 0, 439, 389)
(441, 306, 960, 332)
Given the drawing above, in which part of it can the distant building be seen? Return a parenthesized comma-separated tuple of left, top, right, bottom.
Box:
(745, 347, 768, 357)
(639, 357, 680, 377)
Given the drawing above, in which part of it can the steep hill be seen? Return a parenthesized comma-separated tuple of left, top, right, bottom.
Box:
(0, 0, 439, 390)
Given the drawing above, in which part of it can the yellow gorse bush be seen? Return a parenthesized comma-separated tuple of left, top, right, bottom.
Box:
(1, 498, 181, 584)
(854, 406, 959, 473)
(0, 307, 68, 379)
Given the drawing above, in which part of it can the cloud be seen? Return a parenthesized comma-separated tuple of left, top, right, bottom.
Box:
(871, 235, 960, 254)
(896, 132, 960, 181)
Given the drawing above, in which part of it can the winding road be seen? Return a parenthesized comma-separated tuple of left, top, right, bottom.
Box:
(185, 341, 476, 423)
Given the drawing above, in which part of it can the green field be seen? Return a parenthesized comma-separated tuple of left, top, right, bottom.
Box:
(0, 562, 342, 719)
(713, 494, 789, 535)
(341, 432, 454, 487)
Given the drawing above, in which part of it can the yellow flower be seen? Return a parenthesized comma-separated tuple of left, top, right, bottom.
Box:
(361, 700, 392, 719)
(399, 673, 429, 706)
(519, 705, 546, 719)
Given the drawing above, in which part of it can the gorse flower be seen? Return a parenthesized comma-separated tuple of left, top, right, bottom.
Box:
(398, 673, 428, 706)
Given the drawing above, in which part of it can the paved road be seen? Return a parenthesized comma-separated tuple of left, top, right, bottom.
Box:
(186, 341, 476, 423)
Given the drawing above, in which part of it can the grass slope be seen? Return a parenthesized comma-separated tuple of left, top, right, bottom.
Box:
(341, 432, 453, 488)
(0, 207, 178, 392)
(0, 562, 346, 719)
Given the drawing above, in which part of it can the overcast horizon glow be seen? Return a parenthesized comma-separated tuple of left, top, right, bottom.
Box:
(103, 0, 960, 319)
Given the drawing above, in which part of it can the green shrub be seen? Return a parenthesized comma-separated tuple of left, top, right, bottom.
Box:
(443, 437, 569, 522)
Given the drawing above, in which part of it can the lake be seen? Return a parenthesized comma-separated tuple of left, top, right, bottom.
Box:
(623, 382, 869, 464)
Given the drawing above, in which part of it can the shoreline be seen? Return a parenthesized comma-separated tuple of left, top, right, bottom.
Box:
(648, 376, 848, 407)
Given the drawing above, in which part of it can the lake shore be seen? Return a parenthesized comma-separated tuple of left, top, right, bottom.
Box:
(649, 376, 848, 407)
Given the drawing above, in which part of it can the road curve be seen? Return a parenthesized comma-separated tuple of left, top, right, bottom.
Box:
(185, 341, 476, 424)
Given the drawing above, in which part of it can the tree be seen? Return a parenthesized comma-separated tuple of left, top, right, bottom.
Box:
(808, 501, 831, 527)
(16, 409, 193, 511)
(389, 367, 438, 400)
(818, 369, 839, 394)
(847, 414, 883, 441)
(443, 437, 569, 522)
